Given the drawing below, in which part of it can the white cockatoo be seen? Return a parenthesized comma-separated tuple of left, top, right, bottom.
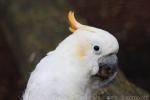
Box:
(23, 11, 119, 100)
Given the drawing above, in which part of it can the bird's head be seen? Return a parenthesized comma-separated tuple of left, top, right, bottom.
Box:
(56, 11, 119, 88)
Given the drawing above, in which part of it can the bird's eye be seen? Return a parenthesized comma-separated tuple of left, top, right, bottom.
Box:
(93, 45, 101, 54)
(94, 45, 99, 51)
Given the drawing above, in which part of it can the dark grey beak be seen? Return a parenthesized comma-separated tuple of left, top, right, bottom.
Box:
(97, 54, 118, 80)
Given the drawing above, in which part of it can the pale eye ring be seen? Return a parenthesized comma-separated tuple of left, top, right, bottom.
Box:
(93, 45, 101, 54)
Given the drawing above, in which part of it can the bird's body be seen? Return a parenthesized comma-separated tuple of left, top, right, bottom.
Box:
(23, 51, 91, 100)
(23, 11, 119, 100)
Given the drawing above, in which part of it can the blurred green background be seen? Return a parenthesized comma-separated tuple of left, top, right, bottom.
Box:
(0, 0, 150, 100)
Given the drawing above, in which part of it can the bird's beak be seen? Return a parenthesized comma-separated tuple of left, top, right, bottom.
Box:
(97, 54, 118, 80)
(93, 54, 118, 87)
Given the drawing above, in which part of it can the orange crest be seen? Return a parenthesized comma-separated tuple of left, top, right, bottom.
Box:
(68, 11, 82, 32)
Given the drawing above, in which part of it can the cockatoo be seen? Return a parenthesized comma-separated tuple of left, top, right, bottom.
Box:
(23, 11, 119, 100)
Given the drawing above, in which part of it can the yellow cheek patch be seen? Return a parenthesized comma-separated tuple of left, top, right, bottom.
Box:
(76, 39, 90, 59)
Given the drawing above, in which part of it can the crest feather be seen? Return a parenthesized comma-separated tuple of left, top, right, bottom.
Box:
(68, 11, 82, 32)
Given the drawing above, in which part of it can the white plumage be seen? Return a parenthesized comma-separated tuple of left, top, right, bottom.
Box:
(23, 11, 119, 100)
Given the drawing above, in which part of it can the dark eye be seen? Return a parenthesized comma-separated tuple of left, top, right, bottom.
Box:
(94, 45, 99, 51)
(93, 45, 101, 54)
